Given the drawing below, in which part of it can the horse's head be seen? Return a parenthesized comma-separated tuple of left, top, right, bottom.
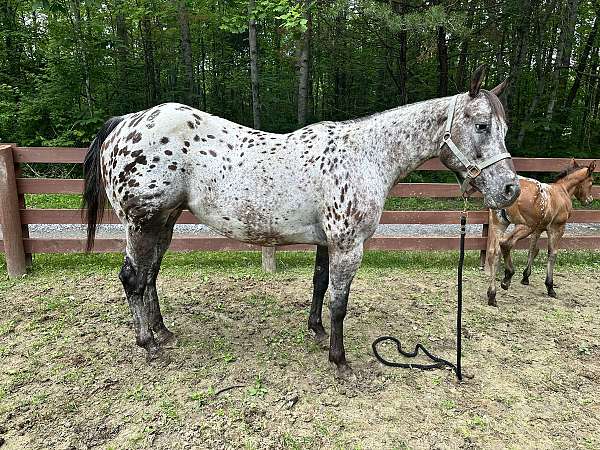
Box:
(438, 65, 520, 209)
(572, 160, 596, 205)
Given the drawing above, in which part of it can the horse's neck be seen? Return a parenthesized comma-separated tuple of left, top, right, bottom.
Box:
(557, 169, 587, 197)
(350, 97, 450, 187)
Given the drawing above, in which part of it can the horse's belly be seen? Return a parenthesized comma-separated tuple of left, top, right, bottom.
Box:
(189, 203, 327, 246)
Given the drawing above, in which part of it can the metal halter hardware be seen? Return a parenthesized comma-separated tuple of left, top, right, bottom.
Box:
(441, 95, 512, 195)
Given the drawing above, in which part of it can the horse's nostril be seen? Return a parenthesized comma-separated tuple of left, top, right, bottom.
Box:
(504, 183, 519, 199)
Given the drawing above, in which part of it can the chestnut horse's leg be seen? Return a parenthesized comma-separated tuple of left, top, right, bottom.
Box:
(308, 245, 329, 346)
(500, 224, 533, 291)
(328, 243, 363, 377)
(545, 224, 565, 298)
(521, 231, 541, 285)
(486, 211, 508, 306)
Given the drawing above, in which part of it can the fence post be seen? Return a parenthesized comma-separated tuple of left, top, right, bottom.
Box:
(262, 246, 276, 272)
(479, 223, 489, 270)
(0, 144, 27, 277)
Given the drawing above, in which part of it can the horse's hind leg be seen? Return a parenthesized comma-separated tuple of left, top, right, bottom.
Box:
(521, 231, 541, 285)
(120, 217, 175, 362)
(308, 245, 329, 346)
(500, 225, 533, 291)
(145, 212, 180, 345)
(545, 224, 565, 298)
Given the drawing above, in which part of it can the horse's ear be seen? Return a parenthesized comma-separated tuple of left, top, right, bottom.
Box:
(588, 161, 596, 176)
(490, 78, 509, 97)
(469, 64, 487, 98)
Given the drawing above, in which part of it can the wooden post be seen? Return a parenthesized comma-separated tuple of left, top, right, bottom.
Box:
(15, 166, 33, 268)
(0, 144, 27, 277)
(262, 246, 276, 273)
(480, 223, 489, 270)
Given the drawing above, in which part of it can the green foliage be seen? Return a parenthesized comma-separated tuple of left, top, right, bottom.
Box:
(0, 0, 598, 161)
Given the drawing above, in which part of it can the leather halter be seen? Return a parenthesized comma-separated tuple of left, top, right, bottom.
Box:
(441, 95, 512, 195)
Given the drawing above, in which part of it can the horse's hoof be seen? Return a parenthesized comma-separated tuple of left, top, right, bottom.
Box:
(156, 329, 177, 346)
(501, 280, 510, 290)
(548, 290, 557, 298)
(313, 331, 329, 349)
(146, 347, 171, 367)
(334, 363, 354, 380)
(487, 288, 496, 306)
(521, 278, 529, 285)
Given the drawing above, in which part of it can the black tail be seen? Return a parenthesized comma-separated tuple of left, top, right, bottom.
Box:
(82, 116, 124, 252)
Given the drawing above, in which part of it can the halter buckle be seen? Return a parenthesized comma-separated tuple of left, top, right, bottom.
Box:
(466, 165, 481, 179)
(443, 132, 451, 141)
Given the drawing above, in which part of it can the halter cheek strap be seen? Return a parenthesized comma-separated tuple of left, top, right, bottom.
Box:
(441, 95, 512, 195)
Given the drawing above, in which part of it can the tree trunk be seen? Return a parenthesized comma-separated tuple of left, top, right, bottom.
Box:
(393, 0, 408, 104)
(557, 0, 581, 96)
(70, 0, 93, 116)
(200, 35, 207, 111)
(437, 26, 448, 97)
(248, 0, 274, 271)
(297, 0, 312, 127)
(248, 0, 261, 129)
(175, 0, 194, 106)
(565, 14, 599, 109)
(114, 0, 129, 113)
(140, 16, 158, 105)
(506, 0, 533, 110)
(546, 0, 579, 127)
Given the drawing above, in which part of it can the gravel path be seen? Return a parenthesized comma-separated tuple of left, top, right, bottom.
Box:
(4, 222, 598, 240)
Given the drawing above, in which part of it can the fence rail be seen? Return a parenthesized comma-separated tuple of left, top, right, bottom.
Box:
(1, 143, 599, 277)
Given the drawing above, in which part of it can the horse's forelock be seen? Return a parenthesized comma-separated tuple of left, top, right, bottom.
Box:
(481, 90, 507, 122)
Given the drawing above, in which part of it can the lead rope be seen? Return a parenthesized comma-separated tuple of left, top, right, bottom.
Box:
(372, 204, 468, 381)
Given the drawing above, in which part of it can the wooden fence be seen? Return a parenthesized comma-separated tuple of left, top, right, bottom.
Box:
(1, 143, 599, 277)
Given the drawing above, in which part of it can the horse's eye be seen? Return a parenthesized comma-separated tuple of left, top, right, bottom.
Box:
(475, 123, 489, 133)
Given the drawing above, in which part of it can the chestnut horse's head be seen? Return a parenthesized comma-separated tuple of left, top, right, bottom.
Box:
(571, 160, 596, 205)
(438, 65, 520, 209)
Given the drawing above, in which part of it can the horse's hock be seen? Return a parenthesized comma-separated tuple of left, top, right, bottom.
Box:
(1, 142, 599, 277)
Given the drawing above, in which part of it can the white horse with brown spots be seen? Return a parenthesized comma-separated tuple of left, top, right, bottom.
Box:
(83, 66, 519, 376)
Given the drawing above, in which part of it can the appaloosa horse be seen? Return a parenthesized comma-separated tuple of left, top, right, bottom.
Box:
(83, 66, 520, 376)
(486, 160, 596, 305)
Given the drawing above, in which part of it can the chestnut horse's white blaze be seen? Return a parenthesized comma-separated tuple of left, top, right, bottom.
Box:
(83, 67, 519, 375)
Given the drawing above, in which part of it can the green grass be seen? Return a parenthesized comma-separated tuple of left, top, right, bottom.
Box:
(26, 193, 599, 211)
(1, 250, 599, 282)
(25, 194, 82, 209)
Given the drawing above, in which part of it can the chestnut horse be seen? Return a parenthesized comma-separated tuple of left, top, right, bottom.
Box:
(486, 160, 596, 305)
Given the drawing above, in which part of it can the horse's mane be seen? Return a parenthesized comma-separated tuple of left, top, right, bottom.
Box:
(554, 163, 584, 182)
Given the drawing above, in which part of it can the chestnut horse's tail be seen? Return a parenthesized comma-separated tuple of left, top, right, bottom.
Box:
(82, 116, 124, 252)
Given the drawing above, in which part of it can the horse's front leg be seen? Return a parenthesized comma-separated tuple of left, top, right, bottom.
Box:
(500, 225, 532, 290)
(327, 243, 364, 378)
(545, 224, 565, 298)
(308, 245, 329, 346)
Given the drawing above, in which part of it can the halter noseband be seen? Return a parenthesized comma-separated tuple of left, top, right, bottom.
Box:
(441, 95, 512, 195)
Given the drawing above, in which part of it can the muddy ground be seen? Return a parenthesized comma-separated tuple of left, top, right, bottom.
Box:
(1, 252, 599, 449)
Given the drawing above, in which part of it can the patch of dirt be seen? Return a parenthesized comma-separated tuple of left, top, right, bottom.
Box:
(1, 266, 599, 449)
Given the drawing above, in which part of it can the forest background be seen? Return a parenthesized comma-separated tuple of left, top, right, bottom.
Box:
(1, 0, 599, 169)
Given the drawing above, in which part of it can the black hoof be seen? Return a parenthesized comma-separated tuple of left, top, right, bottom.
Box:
(155, 328, 176, 346)
(547, 289, 557, 298)
(334, 362, 354, 380)
(521, 278, 529, 285)
(313, 331, 329, 349)
(145, 345, 171, 367)
(487, 288, 497, 307)
(501, 280, 510, 290)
